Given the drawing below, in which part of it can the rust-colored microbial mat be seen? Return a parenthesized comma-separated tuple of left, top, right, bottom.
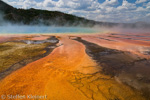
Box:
(0, 34, 150, 100)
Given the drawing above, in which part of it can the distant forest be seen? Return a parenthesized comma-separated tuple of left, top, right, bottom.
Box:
(0, 0, 150, 28)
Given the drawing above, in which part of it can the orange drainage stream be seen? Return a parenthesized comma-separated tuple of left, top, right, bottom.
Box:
(0, 35, 145, 100)
(0, 36, 98, 100)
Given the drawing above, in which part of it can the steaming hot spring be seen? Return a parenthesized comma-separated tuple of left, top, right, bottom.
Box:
(0, 25, 150, 100)
(1, 0, 150, 99)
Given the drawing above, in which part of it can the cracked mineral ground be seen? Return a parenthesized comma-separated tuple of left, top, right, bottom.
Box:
(0, 33, 150, 100)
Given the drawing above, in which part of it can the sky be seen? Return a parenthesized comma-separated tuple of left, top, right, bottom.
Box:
(2, 0, 150, 23)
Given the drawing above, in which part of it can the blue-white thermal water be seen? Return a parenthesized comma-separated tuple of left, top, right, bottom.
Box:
(0, 26, 100, 34)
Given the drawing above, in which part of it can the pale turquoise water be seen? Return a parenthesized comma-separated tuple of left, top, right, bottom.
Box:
(0, 26, 100, 34)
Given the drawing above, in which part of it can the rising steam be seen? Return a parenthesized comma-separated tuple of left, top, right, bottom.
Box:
(0, 10, 150, 34)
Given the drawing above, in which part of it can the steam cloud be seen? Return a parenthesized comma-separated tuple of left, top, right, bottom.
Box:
(0, 10, 150, 34)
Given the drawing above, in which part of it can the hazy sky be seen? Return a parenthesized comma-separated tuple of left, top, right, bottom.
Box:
(3, 0, 150, 23)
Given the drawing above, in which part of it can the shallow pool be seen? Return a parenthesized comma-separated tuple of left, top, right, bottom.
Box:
(0, 25, 100, 34)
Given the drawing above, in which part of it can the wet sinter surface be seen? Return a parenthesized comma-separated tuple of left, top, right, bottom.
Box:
(0, 34, 149, 100)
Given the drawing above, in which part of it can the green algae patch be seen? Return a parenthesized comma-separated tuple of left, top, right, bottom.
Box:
(0, 42, 50, 73)
(0, 45, 13, 51)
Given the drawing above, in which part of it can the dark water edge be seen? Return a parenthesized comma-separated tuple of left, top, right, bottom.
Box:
(73, 37, 150, 100)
